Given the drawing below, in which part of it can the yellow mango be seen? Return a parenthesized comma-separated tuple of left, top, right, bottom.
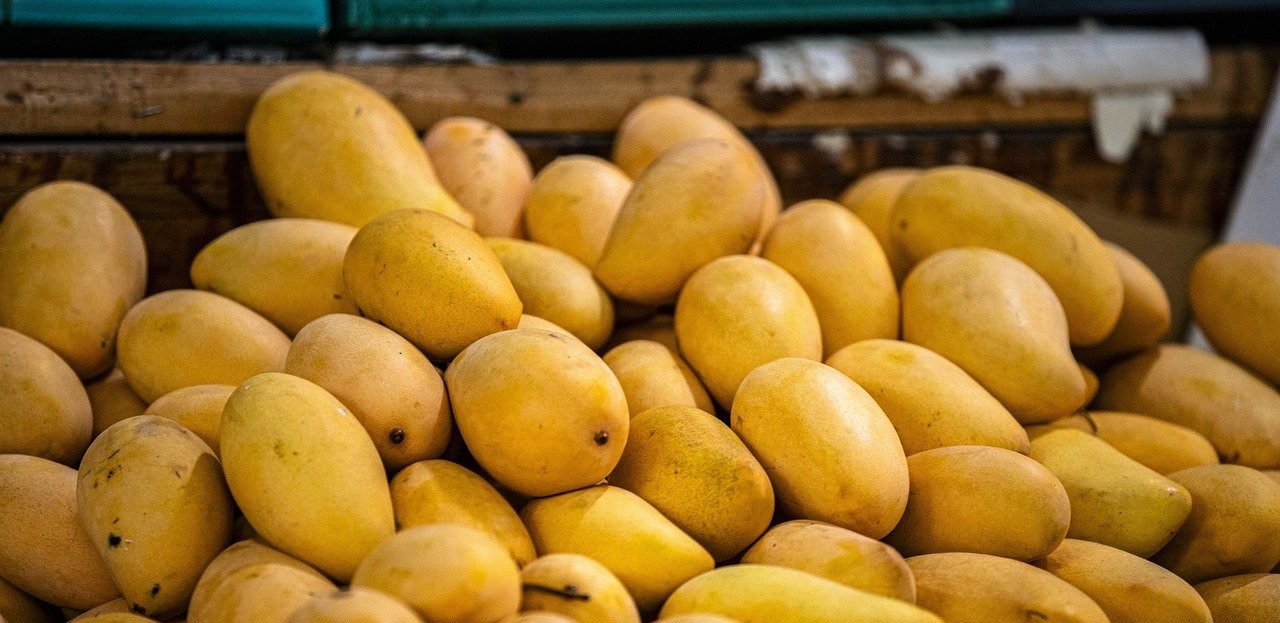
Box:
(1036, 539, 1211, 623)
(510, 613, 576, 623)
(246, 70, 470, 228)
(608, 405, 774, 561)
(286, 314, 452, 470)
(1076, 243, 1172, 364)
(77, 416, 233, 618)
(1097, 344, 1280, 468)
(885, 445, 1070, 561)
(602, 341, 714, 417)
(220, 373, 394, 582)
(675, 255, 822, 408)
(523, 155, 631, 266)
(1153, 465, 1280, 584)
(188, 540, 329, 623)
(190, 563, 333, 623)
(190, 219, 357, 336)
(517, 313, 578, 341)
(390, 459, 535, 566)
(115, 290, 289, 403)
(343, 209, 521, 361)
(1028, 412, 1219, 475)
(891, 165, 1122, 346)
(0, 181, 146, 379)
(487, 238, 615, 350)
(1196, 573, 1280, 623)
(594, 140, 765, 305)
(908, 552, 1108, 623)
(731, 358, 907, 538)
(521, 485, 714, 614)
(143, 385, 232, 457)
(740, 520, 915, 602)
(87, 368, 148, 437)
(0, 455, 118, 610)
(0, 327, 92, 464)
(826, 339, 1028, 455)
(286, 587, 423, 623)
(761, 200, 898, 356)
(0, 575, 57, 623)
(1029, 428, 1191, 557)
(608, 314, 677, 352)
(901, 247, 1087, 423)
(1190, 242, 1280, 384)
(445, 329, 628, 497)
(519, 553, 641, 623)
(837, 168, 922, 282)
(659, 565, 942, 623)
(69, 599, 133, 620)
(352, 525, 520, 623)
(424, 117, 532, 238)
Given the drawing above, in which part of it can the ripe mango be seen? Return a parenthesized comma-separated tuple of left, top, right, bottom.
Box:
(740, 520, 915, 602)
(519, 553, 641, 623)
(1029, 412, 1219, 475)
(908, 552, 1108, 623)
(837, 168, 921, 282)
(286, 587, 423, 623)
(1075, 243, 1172, 365)
(1190, 242, 1280, 384)
(86, 368, 148, 437)
(424, 117, 532, 238)
(187, 540, 329, 622)
(190, 562, 333, 623)
(1195, 573, 1280, 623)
(143, 384, 233, 457)
(523, 155, 631, 266)
(602, 340, 713, 415)
(487, 238, 615, 350)
(1036, 539, 1211, 623)
(0, 327, 92, 464)
(0, 576, 57, 623)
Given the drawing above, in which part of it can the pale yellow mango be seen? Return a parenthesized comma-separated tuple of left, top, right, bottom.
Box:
(0, 327, 92, 464)
(487, 238, 615, 350)
(143, 385, 232, 457)
(731, 358, 907, 538)
(908, 552, 1108, 623)
(602, 341, 713, 417)
(740, 520, 915, 602)
(190, 563, 333, 623)
(1076, 243, 1172, 364)
(187, 540, 329, 623)
(286, 587, 423, 623)
(424, 117, 532, 238)
(837, 168, 921, 282)
(0, 576, 57, 623)
(519, 553, 641, 623)
(1028, 412, 1219, 475)
(1190, 242, 1280, 384)
(523, 155, 631, 266)
(87, 367, 148, 437)
(1196, 573, 1280, 623)
(1037, 539, 1211, 623)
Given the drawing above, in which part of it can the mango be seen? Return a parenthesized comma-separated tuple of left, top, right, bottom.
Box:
(740, 520, 915, 602)
(1075, 243, 1171, 364)
(826, 339, 1028, 455)
(608, 313, 677, 352)
(286, 314, 452, 470)
(517, 314, 578, 341)
(424, 117, 532, 238)
(487, 238, 615, 350)
(445, 328, 628, 497)
(0, 576, 57, 623)
(594, 140, 765, 305)
(0, 181, 146, 378)
(0, 455, 117, 610)
(1079, 363, 1099, 405)
(1096, 344, 1280, 468)
(885, 445, 1070, 561)
(901, 247, 1087, 423)
(1195, 573, 1280, 623)
(907, 552, 1108, 623)
(523, 155, 631, 266)
(0, 327, 92, 464)
(246, 70, 471, 228)
(352, 525, 520, 623)
(286, 587, 423, 623)
(658, 617, 739, 623)
(1190, 242, 1280, 383)
(521, 485, 714, 614)
(675, 255, 822, 409)
(220, 372, 394, 582)
(891, 165, 1122, 345)
(190, 218, 358, 335)
(511, 613, 576, 623)
(519, 553, 641, 623)
(70, 598, 134, 620)
(731, 358, 907, 538)
(760, 200, 898, 356)
(188, 540, 329, 622)
(602, 340, 714, 415)
(143, 385, 232, 457)
(190, 562, 333, 623)
(1153, 464, 1280, 583)
(342, 209, 521, 361)
(86, 368, 148, 437)
(659, 565, 942, 623)
(837, 168, 921, 281)
(1037, 539, 1211, 623)
(608, 405, 774, 561)
(1029, 411, 1219, 475)
(115, 290, 290, 403)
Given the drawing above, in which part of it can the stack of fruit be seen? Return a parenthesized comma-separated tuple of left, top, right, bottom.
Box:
(1, 69, 1279, 623)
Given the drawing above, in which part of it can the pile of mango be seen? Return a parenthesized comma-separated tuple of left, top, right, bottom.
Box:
(1, 69, 1279, 623)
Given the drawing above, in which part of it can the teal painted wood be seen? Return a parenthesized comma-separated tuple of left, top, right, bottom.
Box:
(344, 0, 1011, 33)
(10, 0, 328, 30)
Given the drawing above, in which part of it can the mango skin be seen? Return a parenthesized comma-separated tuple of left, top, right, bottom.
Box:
(191, 562, 334, 623)
(115, 290, 290, 403)
(519, 553, 641, 623)
(424, 117, 532, 238)
(1028, 411, 1219, 475)
(0, 181, 146, 379)
(907, 552, 1109, 623)
(676, 255, 822, 409)
(220, 372, 395, 582)
(1190, 242, 1280, 384)
(837, 168, 921, 282)
(511, 613, 577, 623)
(143, 384, 233, 458)
(659, 565, 943, 623)
(1075, 243, 1172, 365)
(602, 340, 714, 415)
(901, 247, 1087, 424)
(731, 358, 908, 539)
(761, 200, 899, 356)
(885, 445, 1070, 561)
(1195, 573, 1280, 623)
(523, 155, 632, 267)
(740, 520, 916, 603)
(0, 455, 119, 610)
(286, 587, 424, 623)
(595, 139, 765, 305)
(1153, 464, 1280, 584)
(187, 540, 330, 623)
(343, 209, 522, 361)
(487, 238, 615, 350)
(246, 70, 471, 228)
(0, 327, 93, 464)
(1096, 344, 1280, 468)
(1036, 539, 1211, 623)
(190, 218, 358, 336)
(87, 368, 148, 438)
(891, 165, 1122, 346)
(0, 575, 58, 623)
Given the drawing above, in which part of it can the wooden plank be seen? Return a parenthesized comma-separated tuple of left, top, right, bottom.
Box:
(0, 46, 1275, 136)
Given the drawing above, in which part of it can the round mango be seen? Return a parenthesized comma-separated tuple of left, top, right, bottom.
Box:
(523, 155, 632, 266)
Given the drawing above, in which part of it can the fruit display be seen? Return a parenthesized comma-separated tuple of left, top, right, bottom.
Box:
(2, 68, 1280, 623)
